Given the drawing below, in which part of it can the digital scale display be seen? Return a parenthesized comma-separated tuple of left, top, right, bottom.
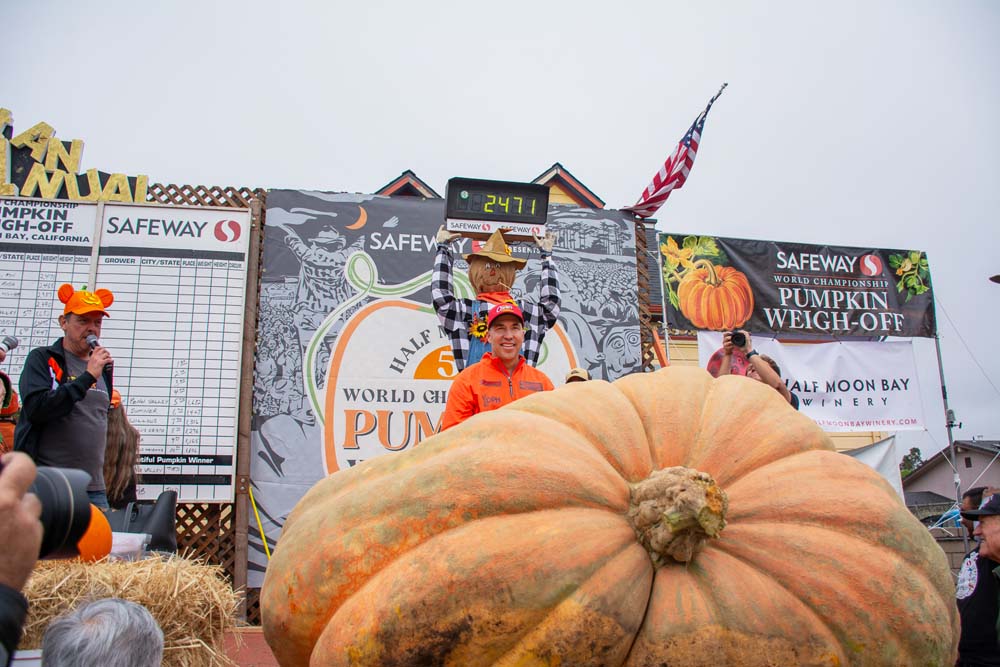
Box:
(445, 177, 549, 226)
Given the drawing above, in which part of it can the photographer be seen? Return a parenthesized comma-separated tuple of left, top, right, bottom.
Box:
(0, 452, 44, 667)
(0, 339, 20, 454)
(719, 330, 799, 409)
(13, 285, 115, 509)
(0, 371, 16, 455)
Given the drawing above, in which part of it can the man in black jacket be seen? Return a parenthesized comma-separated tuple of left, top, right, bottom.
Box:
(0, 452, 43, 667)
(957, 493, 1000, 666)
(14, 285, 114, 508)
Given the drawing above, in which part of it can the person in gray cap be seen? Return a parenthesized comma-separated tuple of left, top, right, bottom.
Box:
(956, 493, 1000, 666)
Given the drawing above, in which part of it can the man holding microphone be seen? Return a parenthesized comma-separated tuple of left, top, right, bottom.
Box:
(14, 285, 115, 508)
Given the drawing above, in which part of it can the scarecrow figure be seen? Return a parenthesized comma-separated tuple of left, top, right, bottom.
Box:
(432, 226, 559, 371)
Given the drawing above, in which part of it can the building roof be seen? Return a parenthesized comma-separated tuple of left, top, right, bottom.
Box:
(903, 439, 1000, 486)
(903, 490, 955, 508)
(375, 170, 441, 198)
(531, 162, 605, 209)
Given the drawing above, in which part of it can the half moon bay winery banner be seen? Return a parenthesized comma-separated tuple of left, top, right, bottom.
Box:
(248, 190, 642, 584)
(657, 233, 936, 338)
(697, 333, 926, 433)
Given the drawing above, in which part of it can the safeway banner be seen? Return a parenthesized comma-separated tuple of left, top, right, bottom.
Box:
(697, 333, 926, 432)
(659, 234, 936, 338)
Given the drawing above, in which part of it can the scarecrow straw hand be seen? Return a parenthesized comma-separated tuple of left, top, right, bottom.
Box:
(534, 232, 555, 253)
(436, 225, 460, 245)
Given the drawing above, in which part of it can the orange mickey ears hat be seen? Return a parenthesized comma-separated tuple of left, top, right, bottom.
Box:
(58, 284, 113, 318)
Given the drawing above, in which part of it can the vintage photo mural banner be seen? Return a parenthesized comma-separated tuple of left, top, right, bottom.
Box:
(657, 233, 936, 338)
(248, 190, 641, 584)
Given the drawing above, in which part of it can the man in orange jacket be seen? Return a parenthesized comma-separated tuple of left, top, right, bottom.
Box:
(441, 303, 554, 430)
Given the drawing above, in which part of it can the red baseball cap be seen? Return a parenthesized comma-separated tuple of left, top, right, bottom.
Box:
(487, 303, 524, 328)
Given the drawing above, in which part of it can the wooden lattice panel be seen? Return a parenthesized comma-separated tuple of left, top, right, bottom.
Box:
(176, 503, 237, 575)
(245, 588, 262, 626)
(146, 182, 258, 208)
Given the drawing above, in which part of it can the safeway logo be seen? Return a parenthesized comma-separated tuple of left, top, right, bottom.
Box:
(214, 220, 242, 243)
(859, 254, 883, 276)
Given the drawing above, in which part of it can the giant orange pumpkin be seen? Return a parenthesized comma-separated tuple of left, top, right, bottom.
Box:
(677, 260, 754, 330)
(261, 367, 958, 666)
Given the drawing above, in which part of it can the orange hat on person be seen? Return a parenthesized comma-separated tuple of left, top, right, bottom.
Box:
(58, 284, 114, 318)
(110, 389, 122, 409)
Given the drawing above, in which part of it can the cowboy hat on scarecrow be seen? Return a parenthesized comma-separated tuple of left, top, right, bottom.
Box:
(432, 226, 559, 371)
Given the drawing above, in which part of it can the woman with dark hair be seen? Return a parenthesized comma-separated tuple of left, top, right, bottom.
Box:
(103, 390, 140, 509)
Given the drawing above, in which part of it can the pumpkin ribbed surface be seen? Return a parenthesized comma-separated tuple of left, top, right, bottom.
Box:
(677, 263, 754, 330)
(261, 367, 958, 666)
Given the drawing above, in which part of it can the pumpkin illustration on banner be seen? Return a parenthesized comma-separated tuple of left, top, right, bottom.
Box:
(262, 367, 958, 667)
(677, 259, 754, 330)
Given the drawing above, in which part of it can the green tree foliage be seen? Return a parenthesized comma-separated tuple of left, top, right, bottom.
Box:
(899, 447, 924, 478)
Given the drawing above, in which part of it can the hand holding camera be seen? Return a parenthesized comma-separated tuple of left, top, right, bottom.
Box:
(0, 452, 43, 591)
(0, 454, 111, 563)
(723, 330, 752, 356)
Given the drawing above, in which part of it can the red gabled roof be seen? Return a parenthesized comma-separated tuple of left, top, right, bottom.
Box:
(531, 162, 605, 209)
(375, 170, 442, 198)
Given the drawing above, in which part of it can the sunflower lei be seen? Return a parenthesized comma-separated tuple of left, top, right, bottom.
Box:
(470, 316, 489, 341)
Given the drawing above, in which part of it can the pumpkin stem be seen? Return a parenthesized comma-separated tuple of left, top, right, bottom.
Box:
(626, 467, 728, 565)
(691, 259, 721, 286)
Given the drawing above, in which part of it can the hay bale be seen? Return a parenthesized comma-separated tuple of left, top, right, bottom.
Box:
(21, 556, 240, 667)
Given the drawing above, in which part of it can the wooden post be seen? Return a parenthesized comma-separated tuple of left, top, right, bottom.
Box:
(634, 216, 656, 371)
(233, 195, 264, 619)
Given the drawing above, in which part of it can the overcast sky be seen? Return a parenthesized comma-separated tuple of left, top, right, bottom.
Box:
(4, 0, 998, 461)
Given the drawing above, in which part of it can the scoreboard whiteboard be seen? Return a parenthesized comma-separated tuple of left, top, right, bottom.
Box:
(0, 197, 251, 502)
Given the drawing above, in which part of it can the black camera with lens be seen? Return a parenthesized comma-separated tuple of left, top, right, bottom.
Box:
(30, 466, 95, 559)
(729, 331, 746, 348)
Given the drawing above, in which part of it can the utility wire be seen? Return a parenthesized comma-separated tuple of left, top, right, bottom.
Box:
(935, 296, 1000, 400)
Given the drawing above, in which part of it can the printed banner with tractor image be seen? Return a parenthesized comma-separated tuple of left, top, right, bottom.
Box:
(658, 233, 936, 338)
(248, 190, 642, 585)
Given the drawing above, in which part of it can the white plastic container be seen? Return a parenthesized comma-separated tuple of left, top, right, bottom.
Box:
(109, 532, 151, 561)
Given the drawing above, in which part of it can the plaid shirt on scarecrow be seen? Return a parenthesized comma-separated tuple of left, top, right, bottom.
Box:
(432, 244, 560, 371)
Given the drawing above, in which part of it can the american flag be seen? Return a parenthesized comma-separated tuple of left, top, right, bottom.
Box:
(624, 84, 727, 219)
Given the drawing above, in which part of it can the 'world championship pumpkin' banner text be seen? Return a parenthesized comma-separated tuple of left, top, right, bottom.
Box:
(658, 234, 936, 338)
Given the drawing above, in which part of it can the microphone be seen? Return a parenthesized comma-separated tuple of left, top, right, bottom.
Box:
(85, 335, 113, 375)
(0, 335, 17, 354)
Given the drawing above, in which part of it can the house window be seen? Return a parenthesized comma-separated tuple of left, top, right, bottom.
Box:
(965, 456, 973, 468)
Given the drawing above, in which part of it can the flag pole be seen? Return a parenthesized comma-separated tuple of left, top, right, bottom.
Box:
(934, 332, 967, 553)
(711, 82, 728, 103)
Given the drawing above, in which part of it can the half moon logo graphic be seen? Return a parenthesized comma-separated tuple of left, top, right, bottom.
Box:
(214, 219, 242, 243)
(860, 254, 883, 276)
